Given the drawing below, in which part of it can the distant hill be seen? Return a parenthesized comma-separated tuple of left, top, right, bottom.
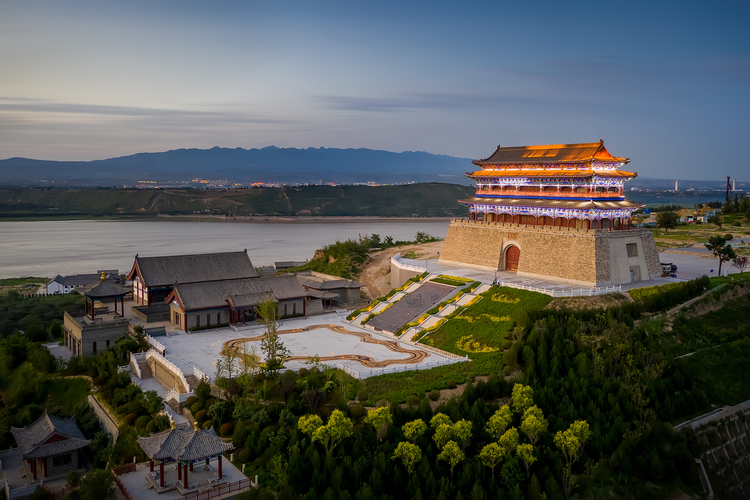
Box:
(0, 183, 476, 218)
(0, 146, 473, 186)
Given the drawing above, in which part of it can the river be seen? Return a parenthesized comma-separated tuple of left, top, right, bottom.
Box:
(0, 218, 450, 279)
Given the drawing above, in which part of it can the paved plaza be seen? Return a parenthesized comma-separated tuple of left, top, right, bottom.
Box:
(157, 312, 456, 379)
(405, 250, 724, 293)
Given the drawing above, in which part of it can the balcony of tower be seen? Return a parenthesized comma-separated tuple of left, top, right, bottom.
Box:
(474, 185, 625, 200)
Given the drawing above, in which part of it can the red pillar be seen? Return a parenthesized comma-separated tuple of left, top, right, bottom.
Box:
(218, 455, 223, 479)
(159, 461, 164, 488)
(183, 463, 189, 488)
(178, 461, 182, 481)
(150, 459, 154, 472)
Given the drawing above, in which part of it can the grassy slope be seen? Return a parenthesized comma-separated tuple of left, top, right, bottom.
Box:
(0, 183, 475, 218)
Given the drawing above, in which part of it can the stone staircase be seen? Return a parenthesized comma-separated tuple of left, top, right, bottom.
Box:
(139, 362, 152, 379)
(185, 374, 199, 392)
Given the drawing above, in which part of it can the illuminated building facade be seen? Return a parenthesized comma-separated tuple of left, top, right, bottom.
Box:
(440, 142, 662, 286)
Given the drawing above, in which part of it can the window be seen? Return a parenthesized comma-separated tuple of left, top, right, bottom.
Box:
(92, 342, 97, 355)
(293, 303, 296, 315)
(52, 454, 72, 468)
(196, 315, 200, 327)
(206, 314, 211, 326)
(626, 243, 638, 257)
(284, 304, 288, 316)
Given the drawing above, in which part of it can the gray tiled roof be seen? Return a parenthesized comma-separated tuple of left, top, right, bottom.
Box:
(305, 289, 339, 299)
(134, 251, 259, 287)
(76, 279, 131, 298)
(228, 292, 275, 308)
(48, 274, 103, 287)
(138, 427, 233, 461)
(174, 275, 308, 311)
(11, 414, 90, 459)
(296, 274, 364, 291)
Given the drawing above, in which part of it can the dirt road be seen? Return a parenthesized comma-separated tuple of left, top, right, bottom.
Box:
(359, 241, 443, 299)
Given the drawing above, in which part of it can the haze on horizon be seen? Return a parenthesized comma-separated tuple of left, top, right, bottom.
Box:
(1, 0, 748, 181)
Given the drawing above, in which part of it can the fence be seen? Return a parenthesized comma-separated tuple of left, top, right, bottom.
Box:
(145, 348, 192, 395)
(391, 254, 428, 272)
(321, 356, 466, 380)
(193, 366, 210, 383)
(111, 467, 135, 500)
(177, 477, 255, 500)
(499, 280, 622, 297)
(147, 335, 167, 354)
(129, 352, 144, 379)
(166, 389, 195, 405)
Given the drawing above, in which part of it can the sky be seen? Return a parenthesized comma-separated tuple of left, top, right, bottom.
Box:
(1, 0, 749, 181)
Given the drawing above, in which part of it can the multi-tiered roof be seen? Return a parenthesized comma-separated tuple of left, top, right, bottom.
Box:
(460, 141, 642, 229)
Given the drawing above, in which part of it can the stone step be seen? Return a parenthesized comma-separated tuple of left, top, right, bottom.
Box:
(139, 362, 152, 379)
(185, 375, 198, 391)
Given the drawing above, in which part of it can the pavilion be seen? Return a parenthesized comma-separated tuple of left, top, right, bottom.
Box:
(137, 424, 233, 494)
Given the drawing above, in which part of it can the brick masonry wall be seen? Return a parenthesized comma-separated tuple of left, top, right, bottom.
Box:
(440, 220, 662, 286)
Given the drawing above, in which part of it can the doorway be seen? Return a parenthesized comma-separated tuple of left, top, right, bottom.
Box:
(505, 246, 520, 272)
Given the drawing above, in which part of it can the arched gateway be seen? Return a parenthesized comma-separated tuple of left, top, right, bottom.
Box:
(505, 246, 520, 272)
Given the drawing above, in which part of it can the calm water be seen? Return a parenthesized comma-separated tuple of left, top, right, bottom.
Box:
(0, 219, 450, 279)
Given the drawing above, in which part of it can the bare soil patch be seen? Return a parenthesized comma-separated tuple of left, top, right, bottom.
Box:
(546, 292, 630, 312)
(359, 241, 444, 299)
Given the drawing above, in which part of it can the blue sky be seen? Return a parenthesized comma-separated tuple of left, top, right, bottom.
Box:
(1, 0, 748, 180)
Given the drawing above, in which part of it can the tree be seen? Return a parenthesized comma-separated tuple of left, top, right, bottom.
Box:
(554, 420, 591, 498)
(77, 469, 115, 500)
(709, 215, 723, 229)
(520, 406, 548, 445)
(325, 409, 354, 451)
(364, 407, 392, 442)
(486, 406, 512, 440)
(732, 255, 749, 274)
(705, 236, 737, 276)
(657, 211, 679, 232)
(499, 427, 519, 455)
(195, 378, 211, 402)
(452, 419, 472, 451)
(216, 347, 239, 381)
(430, 413, 452, 429)
(391, 441, 422, 475)
(402, 419, 427, 443)
(516, 444, 537, 476)
(511, 384, 534, 414)
(479, 442, 505, 477)
(437, 440, 464, 479)
(433, 423, 454, 450)
(268, 454, 288, 493)
(258, 295, 290, 374)
(298, 414, 323, 436)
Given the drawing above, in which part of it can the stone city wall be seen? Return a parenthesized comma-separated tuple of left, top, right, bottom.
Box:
(440, 219, 662, 286)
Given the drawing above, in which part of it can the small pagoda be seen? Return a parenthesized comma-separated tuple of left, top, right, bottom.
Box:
(440, 141, 661, 286)
(461, 141, 641, 230)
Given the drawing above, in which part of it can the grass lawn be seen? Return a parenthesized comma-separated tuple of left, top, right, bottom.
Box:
(709, 271, 750, 288)
(421, 286, 552, 354)
(0, 277, 48, 286)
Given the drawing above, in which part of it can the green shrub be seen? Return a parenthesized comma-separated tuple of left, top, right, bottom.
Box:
(733, 222, 742, 227)
(135, 415, 151, 429)
(146, 420, 157, 433)
(195, 409, 207, 422)
(725, 233, 734, 240)
(446, 379, 457, 389)
(237, 448, 250, 463)
(184, 396, 198, 407)
(220, 423, 234, 436)
(500, 339, 513, 350)
(356, 390, 369, 402)
(123, 413, 138, 426)
(203, 419, 213, 429)
(191, 402, 202, 414)
(428, 389, 440, 401)
(349, 404, 367, 421)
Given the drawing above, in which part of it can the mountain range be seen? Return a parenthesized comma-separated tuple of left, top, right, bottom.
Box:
(0, 146, 473, 186)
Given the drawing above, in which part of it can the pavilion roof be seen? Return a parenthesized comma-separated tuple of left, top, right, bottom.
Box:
(137, 427, 233, 462)
(128, 251, 259, 287)
(472, 141, 629, 166)
(467, 169, 637, 179)
(11, 413, 90, 459)
(76, 278, 131, 298)
(459, 197, 642, 210)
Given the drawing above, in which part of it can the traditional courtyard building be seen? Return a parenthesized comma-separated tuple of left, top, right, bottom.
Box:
(440, 141, 661, 286)
(11, 414, 89, 482)
(166, 274, 324, 330)
(127, 251, 259, 305)
(294, 270, 364, 307)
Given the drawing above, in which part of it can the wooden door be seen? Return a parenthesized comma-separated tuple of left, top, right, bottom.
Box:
(505, 246, 520, 271)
